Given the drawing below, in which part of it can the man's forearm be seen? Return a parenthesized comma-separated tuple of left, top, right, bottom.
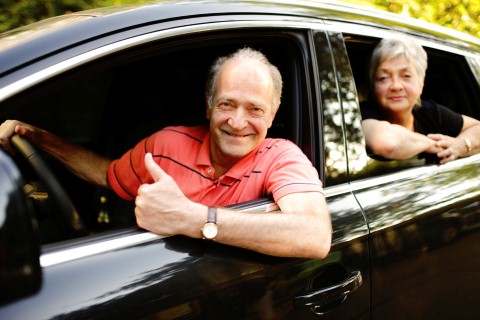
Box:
(34, 129, 111, 187)
(213, 207, 331, 259)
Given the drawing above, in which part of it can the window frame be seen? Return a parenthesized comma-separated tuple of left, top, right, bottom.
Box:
(341, 32, 480, 180)
(0, 24, 323, 244)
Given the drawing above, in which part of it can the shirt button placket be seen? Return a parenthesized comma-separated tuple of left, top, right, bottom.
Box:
(201, 167, 216, 199)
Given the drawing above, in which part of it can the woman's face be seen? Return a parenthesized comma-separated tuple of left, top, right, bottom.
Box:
(374, 54, 423, 116)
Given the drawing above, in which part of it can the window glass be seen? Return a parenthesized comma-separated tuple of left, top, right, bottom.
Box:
(313, 30, 349, 186)
(327, 32, 368, 183)
(313, 30, 371, 186)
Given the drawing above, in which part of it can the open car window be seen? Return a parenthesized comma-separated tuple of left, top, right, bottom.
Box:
(0, 28, 314, 244)
(344, 34, 480, 179)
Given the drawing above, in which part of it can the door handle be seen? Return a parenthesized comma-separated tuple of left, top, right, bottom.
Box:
(294, 270, 362, 314)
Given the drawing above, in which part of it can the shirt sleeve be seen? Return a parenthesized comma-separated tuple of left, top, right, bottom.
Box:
(107, 126, 207, 200)
(264, 140, 324, 202)
(433, 101, 464, 137)
(415, 100, 464, 136)
(107, 133, 158, 200)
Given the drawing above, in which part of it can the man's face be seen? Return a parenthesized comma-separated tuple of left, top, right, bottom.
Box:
(374, 54, 423, 117)
(207, 60, 277, 167)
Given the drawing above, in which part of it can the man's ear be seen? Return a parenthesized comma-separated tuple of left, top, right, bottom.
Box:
(267, 105, 279, 128)
(267, 118, 273, 129)
(206, 102, 211, 120)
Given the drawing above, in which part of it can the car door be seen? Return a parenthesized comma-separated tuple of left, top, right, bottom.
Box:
(0, 12, 371, 319)
(335, 27, 480, 318)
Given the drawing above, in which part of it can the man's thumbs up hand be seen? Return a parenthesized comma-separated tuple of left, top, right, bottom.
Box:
(135, 153, 200, 237)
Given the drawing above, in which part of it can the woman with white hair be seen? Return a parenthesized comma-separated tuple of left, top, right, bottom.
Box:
(361, 35, 480, 164)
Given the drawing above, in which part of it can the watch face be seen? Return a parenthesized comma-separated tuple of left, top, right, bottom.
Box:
(202, 222, 218, 240)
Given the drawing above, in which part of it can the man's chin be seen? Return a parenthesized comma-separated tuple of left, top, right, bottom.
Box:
(224, 151, 250, 159)
(221, 146, 255, 159)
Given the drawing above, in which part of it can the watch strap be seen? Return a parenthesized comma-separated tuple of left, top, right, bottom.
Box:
(207, 206, 217, 223)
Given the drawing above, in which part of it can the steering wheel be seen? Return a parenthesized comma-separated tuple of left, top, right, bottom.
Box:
(11, 134, 88, 239)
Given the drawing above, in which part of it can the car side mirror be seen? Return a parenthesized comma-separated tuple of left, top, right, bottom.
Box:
(0, 149, 41, 305)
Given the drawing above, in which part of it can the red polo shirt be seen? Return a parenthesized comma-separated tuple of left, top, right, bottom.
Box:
(107, 126, 323, 206)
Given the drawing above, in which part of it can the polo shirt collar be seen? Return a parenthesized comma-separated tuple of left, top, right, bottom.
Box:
(197, 133, 263, 181)
(197, 131, 212, 167)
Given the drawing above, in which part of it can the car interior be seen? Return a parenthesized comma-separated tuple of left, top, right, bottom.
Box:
(0, 30, 312, 243)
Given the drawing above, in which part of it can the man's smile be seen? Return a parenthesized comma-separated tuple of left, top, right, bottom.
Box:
(222, 130, 253, 138)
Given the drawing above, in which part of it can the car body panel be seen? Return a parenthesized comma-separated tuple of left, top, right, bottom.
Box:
(0, 188, 370, 319)
(352, 155, 480, 318)
(0, 150, 41, 305)
(0, 0, 479, 318)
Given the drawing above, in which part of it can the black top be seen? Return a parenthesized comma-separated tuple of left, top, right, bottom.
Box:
(361, 99, 464, 162)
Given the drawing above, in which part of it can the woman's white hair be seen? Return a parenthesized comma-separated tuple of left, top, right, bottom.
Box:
(369, 35, 428, 86)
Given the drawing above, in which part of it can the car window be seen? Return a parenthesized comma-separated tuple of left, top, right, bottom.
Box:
(423, 49, 480, 118)
(313, 30, 365, 187)
(0, 29, 314, 244)
(344, 34, 480, 179)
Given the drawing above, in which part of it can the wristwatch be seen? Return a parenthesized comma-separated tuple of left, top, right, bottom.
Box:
(201, 207, 218, 240)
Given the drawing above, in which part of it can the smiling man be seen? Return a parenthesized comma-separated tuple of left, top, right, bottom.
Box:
(0, 48, 332, 259)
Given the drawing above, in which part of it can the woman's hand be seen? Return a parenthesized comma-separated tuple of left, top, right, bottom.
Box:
(428, 133, 467, 164)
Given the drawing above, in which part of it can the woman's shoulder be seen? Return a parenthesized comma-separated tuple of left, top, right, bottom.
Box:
(415, 99, 463, 136)
(418, 99, 460, 117)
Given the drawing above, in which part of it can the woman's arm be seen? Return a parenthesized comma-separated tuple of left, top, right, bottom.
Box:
(362, 119, 439, 160)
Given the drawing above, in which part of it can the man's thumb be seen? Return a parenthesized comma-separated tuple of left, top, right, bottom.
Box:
(144, 153, 164, 182)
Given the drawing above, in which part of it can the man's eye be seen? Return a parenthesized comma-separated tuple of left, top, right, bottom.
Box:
(250, 107, 264, 115)
(219, 102, 232, 108)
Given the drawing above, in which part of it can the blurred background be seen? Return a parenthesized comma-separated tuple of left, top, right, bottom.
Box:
(0, 0, 478, 37)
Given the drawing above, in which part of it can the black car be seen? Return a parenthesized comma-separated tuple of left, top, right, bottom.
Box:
(1, 0, 480, 318)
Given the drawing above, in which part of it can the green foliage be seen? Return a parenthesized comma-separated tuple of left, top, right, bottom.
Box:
(340, 0, 480, 38)
(0, 0, 89, 33)
(0, 0, 149, 33)
(0, 0, 479, 38)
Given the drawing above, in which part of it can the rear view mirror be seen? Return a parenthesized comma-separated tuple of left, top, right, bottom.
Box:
(0, 150, 41, 305)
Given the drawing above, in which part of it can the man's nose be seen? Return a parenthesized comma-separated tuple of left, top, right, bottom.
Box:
(228, 108, 248, 129)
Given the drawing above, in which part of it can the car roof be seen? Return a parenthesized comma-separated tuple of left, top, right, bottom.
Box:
(0, 0, 478, 78)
